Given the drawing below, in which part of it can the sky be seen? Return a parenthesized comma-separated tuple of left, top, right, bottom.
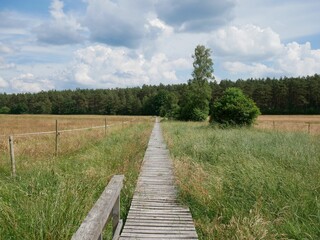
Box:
(0, 0, 320, 93)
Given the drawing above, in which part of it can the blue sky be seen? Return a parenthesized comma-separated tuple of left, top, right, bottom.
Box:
(0, 0, 320, 93)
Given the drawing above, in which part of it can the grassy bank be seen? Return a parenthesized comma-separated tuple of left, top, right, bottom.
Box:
(162, 121, 320, 239)
(0, 122, 153, 239)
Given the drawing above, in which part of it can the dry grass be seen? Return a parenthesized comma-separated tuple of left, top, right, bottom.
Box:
(0, 115, 153, 173)
(0, 114, 149, 135)
(256, 115, 320, 134)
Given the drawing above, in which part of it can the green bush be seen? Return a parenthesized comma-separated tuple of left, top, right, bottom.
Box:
(211, 87, 260, 126)
(0, 106, 10, 114)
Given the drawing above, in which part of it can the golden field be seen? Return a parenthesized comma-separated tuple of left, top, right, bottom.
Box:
(0, 115, 153, 173)
(0, 114, 141, 136)
(256, 115, 320, 134)
(1, 114, 319, 173)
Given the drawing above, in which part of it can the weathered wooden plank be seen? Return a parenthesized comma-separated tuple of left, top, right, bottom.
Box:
(125, 220, 195, 225)
(120, 233, 198, 238)
(72, 175, 124, 240)
(120, 119, 198, 239)
(126, 216, 194, 221)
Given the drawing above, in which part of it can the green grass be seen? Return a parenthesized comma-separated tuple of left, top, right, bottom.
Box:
(162, 121, 320, 239)
(0, 122, 153, 239)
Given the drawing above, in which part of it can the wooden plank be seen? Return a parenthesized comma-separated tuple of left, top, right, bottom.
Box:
(120, 119, 198, 239)
(120, 233, 198, 238)
(72, 175, 124, 240)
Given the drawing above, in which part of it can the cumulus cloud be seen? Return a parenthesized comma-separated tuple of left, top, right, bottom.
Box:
(84, 0, 152, 48)
(223, 62, 280, 78)
(145, 17, 174, 38)
(155, 0, 236, 32)
(210, 24, 320, 78)
(222, 42, 320, 78)
(71, 45, 148, 87)
(277, 42, 320, 76)
(0, 76, 9, 88)
(83, 0, 230, 47)
(10, 73, 54, 92)
(209, 24, 283, 60)
(35, 0, 87, 45)
(65, 45, 189, 88)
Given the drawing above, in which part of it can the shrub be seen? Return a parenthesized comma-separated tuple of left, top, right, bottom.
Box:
(211, 87, 260, 126)
(0, 106, 10, 114)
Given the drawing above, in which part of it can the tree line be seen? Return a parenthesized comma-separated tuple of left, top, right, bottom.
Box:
(0, 74, 319, 116)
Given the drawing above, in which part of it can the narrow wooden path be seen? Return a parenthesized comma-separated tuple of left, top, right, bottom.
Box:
(120, 119, 198, 239)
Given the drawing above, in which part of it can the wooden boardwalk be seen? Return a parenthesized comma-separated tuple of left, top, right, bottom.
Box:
(120, 119, 198, 239)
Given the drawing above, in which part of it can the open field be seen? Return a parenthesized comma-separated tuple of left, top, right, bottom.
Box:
(162, 121, 320, 239)
(256, 115, 320, 134)
(0, 114, 144, 136)
(0, 116, 153, 239)
(0, 115, 153, 174)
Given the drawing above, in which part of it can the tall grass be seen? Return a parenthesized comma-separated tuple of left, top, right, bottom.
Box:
(0, 122, 153, 239)
(162, 121, 320, 239)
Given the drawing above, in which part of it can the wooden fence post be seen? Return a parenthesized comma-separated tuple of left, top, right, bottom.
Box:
(55, 120, 59, 156)
(105, 118, 107, 136)
(9, 135, 16, 177)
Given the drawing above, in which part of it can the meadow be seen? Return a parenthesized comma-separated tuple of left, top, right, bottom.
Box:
(256, 115, 320, 134)
(0, 115, 152, 174)
(0, 115, 154, 239)
(1, 114, 320, 239)
(162, 120, 320, 239)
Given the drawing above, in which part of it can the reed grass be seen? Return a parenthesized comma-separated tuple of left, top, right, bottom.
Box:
(162, 121, 320, 239)
(0, 120, 153, 239)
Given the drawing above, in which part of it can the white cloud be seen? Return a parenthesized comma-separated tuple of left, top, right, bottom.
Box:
(277, 42, 320, 76)
(145, 17, 174, 37)
(82, 0, 236, 47)
(66, 45, 190, 88)
(222, 41, 320, 78)
(209, 24, 320, 79)
(0, 76, 9, 88)
(35, 0, 87, 45)
(147, 53, 178, 81)
(50, 0, 65, 19)
(1, 0, 319, 93)
(10, 73, 54, 93)
(70, 45, 149, 87)
(74, 64, 95, 85)
(233, 0, 320, 40)
(210, 24, 283, 60)
(223, 62, 280, 78)
(0, 57, 15, 70)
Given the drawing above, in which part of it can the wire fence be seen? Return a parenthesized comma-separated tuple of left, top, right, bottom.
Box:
(1, 118, 138, 177)
(256, 120, 320, 134)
